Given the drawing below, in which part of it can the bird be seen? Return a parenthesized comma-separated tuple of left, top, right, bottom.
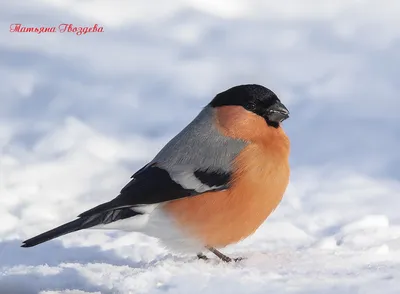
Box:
(21, 84, 290, 262)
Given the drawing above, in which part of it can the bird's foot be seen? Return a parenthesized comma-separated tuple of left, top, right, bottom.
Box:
(197, 252, 209, 261)
(218, 256, 245, 263)
(206, 246, 245, 263)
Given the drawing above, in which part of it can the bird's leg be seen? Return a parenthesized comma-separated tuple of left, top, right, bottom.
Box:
(206, 246, 243, 263)
(197, 252, 209, 260)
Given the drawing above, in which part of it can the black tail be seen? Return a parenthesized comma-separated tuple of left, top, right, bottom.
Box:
(21, 217, 93, 248)
(21, 207, 139, 248)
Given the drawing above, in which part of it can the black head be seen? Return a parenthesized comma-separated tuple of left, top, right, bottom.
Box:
(209, 84, 290, 128)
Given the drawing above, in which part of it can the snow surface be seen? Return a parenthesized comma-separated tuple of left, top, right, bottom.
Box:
(1, 0, 400, 293)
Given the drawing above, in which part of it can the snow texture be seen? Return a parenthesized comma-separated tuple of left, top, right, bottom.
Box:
(1, 0, 400, 293)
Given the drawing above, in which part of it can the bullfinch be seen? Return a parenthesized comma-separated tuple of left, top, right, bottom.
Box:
(21, 84, 290, 262)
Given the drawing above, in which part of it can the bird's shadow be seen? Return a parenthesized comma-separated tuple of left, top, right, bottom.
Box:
(0, 240, 178, 294)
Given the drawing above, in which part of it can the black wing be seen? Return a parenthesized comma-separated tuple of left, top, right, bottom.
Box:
(78, 163, 231, 218)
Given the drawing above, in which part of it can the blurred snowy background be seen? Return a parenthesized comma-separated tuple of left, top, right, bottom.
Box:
(1, 1, 400, 293)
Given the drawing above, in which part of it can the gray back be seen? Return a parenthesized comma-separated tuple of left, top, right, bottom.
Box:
(151, 106, 248, 192)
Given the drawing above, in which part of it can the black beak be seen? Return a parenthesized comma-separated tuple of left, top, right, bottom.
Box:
(267, 101, 290, 123)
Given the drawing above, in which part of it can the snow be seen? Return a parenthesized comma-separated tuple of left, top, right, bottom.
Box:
(1, 0, 400, 293)
(2, 164, 400, 293)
